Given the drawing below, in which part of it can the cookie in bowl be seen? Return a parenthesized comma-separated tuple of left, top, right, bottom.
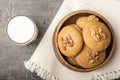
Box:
(58, 24, 83, 57)
(76, 15, 99, 29)
(53, 10, 114, 72)
(76, 45, 106, 69)
(83, 17, 111, 51)
(76, 17, 88, 29)
(67, 57, 79, 66)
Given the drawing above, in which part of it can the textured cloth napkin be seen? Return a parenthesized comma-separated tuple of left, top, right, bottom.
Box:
(24, 0, 120, 80)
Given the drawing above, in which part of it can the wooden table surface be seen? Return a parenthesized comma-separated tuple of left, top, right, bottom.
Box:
(0, 0, 63, 80)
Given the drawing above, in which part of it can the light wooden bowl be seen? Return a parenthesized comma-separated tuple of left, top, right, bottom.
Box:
(53, 10, 115, 72)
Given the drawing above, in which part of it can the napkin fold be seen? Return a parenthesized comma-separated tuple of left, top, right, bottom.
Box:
(24, 0, 120, 80)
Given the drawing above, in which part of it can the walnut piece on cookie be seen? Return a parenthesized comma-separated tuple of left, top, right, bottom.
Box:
(58, 24, 83, 57)
(83, 19, 111, 51)
(76, 45, 106, 68)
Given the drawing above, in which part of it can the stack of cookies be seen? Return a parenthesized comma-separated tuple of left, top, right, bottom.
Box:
(58, 15, 111, 69)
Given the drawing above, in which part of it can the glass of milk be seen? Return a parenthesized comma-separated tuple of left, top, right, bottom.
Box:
(7, 16, 38, 46)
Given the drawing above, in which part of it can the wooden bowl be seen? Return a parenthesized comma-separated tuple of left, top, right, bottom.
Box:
(52, 10, 115, 72)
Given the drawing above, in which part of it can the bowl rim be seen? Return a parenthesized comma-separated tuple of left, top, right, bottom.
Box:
(52, 10, 115, 72)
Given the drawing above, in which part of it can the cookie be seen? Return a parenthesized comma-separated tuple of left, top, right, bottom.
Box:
(83, 20, 111, 51)
(76, 15, 99, 29)
(58, 24, 83, 57)
(75, 45, 106, 68)
(67, 57, 79, 66)
(76, 17, 88, 29)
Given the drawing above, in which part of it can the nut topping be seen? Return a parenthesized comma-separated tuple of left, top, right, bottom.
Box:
(91, 30, 96, 36)
(101, 33, 107, 40)
(86, 51, 99, 63)
(91, 27, 107, 42)
(95, 34, 101, 41)
(87, 15, 99, 21)
(61, 34, 74, 50)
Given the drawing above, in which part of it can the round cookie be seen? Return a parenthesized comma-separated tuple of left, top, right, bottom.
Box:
(76, 17, 88, 29)
(83, 20, 111, 51)
(76, 15, 99, 29)
(67, 57, 79, 66)
(58, 24, 83, 57)
(75, 45, 106, 69)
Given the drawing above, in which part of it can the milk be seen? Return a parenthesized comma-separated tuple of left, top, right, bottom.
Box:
(7, 16, 38, 45)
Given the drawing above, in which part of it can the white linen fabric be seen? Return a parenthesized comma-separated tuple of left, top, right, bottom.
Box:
(24, 0, 120, 80)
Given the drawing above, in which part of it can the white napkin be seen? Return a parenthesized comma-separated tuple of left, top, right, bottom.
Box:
(24, 0, 120, 80)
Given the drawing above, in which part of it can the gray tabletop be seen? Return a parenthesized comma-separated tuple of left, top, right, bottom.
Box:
(0, 0, 63, 80)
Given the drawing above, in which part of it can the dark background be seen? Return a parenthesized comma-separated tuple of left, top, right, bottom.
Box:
(0, 0, 63, 80)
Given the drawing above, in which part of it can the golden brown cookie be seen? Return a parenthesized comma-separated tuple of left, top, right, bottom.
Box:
(67, 57, 79, 66)
(83, 20, 111, 51)
(76, 15, 99, 29)
(58, 24, 83, 57)
(76, 17, 88, 29)
(75, 45, 106, 69)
